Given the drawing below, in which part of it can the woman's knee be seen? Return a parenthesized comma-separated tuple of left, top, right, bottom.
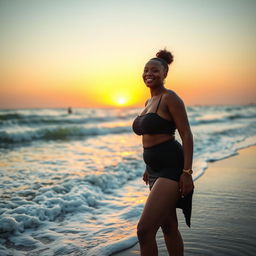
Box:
(161, 222, 178, 235)
(160, 214, 178, 235)
(137, 221, 158, 242)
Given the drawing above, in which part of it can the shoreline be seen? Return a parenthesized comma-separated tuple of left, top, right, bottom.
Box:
(112, 145, 256, 256)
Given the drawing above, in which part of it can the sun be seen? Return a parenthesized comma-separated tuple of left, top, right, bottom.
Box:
(116, 97, 127, 105)
(109, 93, 134, 107)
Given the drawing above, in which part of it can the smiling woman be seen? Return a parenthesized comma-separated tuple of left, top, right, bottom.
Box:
(132, 49, 194, 256)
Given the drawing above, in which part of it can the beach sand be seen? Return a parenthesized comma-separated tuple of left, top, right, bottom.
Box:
(112, 146, 256, 256)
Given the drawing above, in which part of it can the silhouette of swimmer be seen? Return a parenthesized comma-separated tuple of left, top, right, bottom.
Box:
(68, 107, 72, 114)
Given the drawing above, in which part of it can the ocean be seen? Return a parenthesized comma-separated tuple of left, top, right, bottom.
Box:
(0, 105, 255, 256)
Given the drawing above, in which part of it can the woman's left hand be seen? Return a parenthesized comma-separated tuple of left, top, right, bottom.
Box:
(179, 173, 194, 197)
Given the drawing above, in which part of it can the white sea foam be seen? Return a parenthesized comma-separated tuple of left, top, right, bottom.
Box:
(87, 235, 138, 256)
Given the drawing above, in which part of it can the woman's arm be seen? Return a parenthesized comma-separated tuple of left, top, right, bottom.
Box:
(165, 92, 194, 195)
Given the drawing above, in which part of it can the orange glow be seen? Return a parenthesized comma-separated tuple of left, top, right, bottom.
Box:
(1, 1, 256, 108)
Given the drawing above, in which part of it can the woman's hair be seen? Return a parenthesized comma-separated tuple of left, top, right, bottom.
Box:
(150, 49, 174, 74)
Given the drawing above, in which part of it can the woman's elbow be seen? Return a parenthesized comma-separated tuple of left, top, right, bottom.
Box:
(180, 129, 193, 141)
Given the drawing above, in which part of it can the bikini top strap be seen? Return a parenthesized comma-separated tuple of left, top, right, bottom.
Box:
(155, 94, 163, 113)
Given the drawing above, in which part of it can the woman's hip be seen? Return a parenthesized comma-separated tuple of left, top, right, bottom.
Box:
(143, 138, 184, 169)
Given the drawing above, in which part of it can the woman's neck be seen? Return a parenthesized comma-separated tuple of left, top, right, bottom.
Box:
(150, 85, 166, 97)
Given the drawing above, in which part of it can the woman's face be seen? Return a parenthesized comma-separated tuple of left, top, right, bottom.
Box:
(142, 60, 167, 88)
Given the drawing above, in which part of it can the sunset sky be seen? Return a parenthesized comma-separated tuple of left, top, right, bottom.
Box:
(1, 0, 255, 108)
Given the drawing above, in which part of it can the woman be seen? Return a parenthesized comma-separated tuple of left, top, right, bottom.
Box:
(132, 49, 194, 256)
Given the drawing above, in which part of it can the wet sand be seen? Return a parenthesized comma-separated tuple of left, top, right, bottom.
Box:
(112, 146, 256, 256)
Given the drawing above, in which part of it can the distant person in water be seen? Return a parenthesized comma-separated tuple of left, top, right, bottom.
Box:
(68, 107, 72, 114)
(132, 49, 194, 256)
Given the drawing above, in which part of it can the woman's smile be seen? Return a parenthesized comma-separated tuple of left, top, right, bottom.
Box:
(145, 76, 154, 85)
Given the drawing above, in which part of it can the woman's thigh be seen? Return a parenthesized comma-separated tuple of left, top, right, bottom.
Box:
(138, 177, 180, 231)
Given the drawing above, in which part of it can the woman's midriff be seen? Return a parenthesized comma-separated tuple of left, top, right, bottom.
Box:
(142, 134, 175, 148)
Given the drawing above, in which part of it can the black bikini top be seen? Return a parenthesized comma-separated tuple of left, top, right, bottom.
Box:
(132, 94, 176, 136)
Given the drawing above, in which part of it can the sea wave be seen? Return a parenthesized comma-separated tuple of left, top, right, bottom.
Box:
(0, 158, 143, 235)
(1, 105, 256, 148)
(1, 105, 255, 129)
(0, 125, 132, 146)
(191, 112, 256, 125)
(0, 113, 123, 127)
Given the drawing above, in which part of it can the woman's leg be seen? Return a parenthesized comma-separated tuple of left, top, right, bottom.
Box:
(137, 177, 180, 256)
(160, 209, 184, 256)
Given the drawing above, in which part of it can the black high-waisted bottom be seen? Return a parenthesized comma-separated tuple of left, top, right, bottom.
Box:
(143, 138, 193, 228)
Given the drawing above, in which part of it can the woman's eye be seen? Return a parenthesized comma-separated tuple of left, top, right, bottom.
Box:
(143, 68, 159, 73)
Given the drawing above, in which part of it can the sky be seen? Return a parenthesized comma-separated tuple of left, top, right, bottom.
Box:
(0, 0, 256, 108)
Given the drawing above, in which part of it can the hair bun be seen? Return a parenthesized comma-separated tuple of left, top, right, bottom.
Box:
(156, 49, 173, 65)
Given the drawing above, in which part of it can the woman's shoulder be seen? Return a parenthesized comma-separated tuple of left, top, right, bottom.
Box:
(163, 89, 183, 104)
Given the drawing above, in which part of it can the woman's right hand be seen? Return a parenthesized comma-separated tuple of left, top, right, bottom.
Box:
(143, 170, 149, 185)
